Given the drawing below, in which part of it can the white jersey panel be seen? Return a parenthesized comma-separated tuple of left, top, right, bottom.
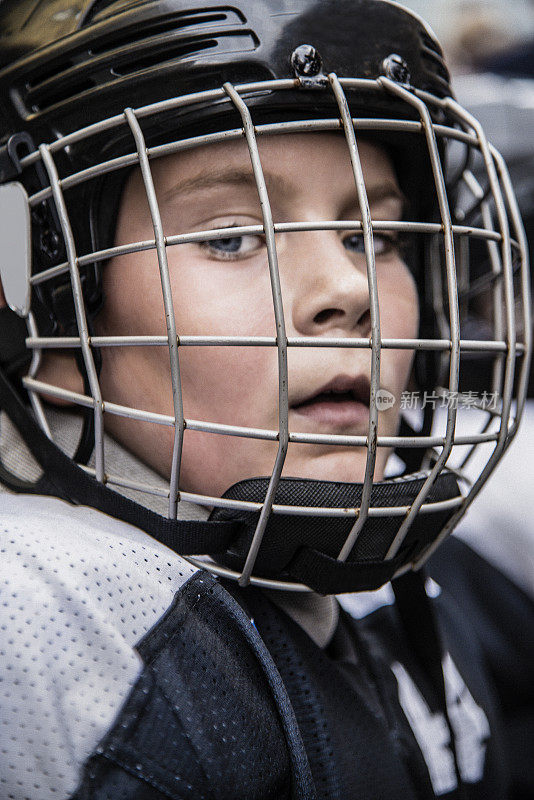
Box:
(0, 494, 198, 800)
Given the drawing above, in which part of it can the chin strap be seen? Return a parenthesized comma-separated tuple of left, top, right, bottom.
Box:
(210, 472, 462, 594)
(282, 546, 409, 594)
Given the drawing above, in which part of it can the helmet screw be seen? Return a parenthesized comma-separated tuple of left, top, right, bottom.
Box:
(291, 44, 323, 78)
(381, 54, 411, 84)
(40, 227, 61, 260)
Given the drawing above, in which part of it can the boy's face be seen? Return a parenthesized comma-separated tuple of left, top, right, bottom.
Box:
(98, 133, 418, 497)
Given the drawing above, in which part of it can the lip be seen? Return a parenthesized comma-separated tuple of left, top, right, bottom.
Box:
(290, 374, 371, 429)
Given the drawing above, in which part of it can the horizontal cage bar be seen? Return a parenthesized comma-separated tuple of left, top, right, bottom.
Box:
(29, 219, 508, 288)
(27, 116, 480, 207)
(78, 465, 464, 518)
(19, 76, 473, 165)
(22, 377, 509, 447)
(25, 336, 526, 353)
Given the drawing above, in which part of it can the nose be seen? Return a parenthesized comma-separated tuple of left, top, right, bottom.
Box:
(289, 231, 372, 338)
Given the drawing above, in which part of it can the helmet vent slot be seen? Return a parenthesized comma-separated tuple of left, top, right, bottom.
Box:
(418, 31, 450, 93)
(26, 60, 75, 90)
(110, 36, 219, 76)
(89, 10, 244, 55)
(20, 7, 255, 116)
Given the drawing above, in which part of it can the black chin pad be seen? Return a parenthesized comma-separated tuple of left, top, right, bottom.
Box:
(209, 472, 461, 593)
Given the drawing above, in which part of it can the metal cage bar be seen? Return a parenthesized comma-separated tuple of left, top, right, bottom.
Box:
(29, 218, 504, 289)
(21, 376, 501, 449)
(377, 77, 461, 562)
(25, 335, 519, 352)
(38, 144, 106, 482)
(25, 311, 51, 439)
(25, 116, 480, 208)
(327, 73, 382, 562)
(124, 107, 184, 518)
(19, 77, 477, 166)
(222, 81, 289, 587)
(453, 169, 505, 476)
(462, 169, 505, 395)
(412, 109, 528, 570)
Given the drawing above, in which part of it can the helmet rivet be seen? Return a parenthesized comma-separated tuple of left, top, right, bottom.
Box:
(291, 44, 323, 78)
(40, 227, 61, 260)
(381, 53, 411, 84)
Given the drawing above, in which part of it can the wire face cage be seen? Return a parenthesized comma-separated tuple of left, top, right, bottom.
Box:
(2, 71, 531, 592)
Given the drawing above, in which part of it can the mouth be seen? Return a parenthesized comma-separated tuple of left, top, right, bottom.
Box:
(290, 374, 371, 428)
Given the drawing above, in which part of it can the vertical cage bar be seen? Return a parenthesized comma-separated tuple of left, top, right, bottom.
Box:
(328, 74, 381, 563)
(25, 311, 52, 439)
(124, 108, 184, 518)
(446, 102, 516, 443)
(462, 169, 505, 395)
(490, 144, 531, 433)
(222, 82, 289, 587)
(39, 144, 105, 481)
(428, 234, 451, 391)
(376, 78, 461, 561)
(453, 169, 503, 475)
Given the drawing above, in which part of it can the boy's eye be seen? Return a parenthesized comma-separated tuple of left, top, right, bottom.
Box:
(342, 232, 397, 256)
(202, 233, 264, 260)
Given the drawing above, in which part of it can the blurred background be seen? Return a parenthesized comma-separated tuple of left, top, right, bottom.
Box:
(397, 0, 534, 74)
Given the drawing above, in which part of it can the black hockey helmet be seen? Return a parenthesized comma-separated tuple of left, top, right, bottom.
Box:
(0, 0, 530, 593)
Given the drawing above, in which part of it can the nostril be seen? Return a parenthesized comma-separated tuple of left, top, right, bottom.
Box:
(358, 309, 371, 334)
(313, 308, 343, 325)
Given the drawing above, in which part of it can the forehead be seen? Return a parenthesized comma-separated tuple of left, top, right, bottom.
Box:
(148, 133, 400, 202)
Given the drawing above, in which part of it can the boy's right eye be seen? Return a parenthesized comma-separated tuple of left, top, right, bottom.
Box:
(201, 232, 264, 261)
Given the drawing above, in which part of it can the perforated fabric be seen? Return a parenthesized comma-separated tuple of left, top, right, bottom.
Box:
(0, 494, 198, 800)
(73, 571, 316, 800)
(241, 586, 423, 800)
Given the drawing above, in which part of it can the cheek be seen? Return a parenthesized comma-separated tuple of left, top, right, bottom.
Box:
(178, 345, 278, 426)
(170, 255, 275, 337)
(378, 263, 419, 397)
(168, 252, 279, 423)
(378, 263, 419, 340)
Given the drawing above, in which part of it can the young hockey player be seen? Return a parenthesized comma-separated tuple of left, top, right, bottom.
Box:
(0, 1, 532, 798)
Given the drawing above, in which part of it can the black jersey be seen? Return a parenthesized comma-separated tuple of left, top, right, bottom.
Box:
(1, 496, 533, 799)
(75, 542, 533, 800)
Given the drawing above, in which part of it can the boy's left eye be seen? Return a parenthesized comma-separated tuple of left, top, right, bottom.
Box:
(202, 233, 264, 260)
(342, 232, 396, 256)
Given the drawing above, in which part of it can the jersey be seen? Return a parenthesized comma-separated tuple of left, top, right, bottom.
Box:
(1, 493, 533, 799)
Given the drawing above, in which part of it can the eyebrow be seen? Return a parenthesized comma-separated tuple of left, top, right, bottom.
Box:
(163, 168, 292, 202)
(163, 166, 407, 215)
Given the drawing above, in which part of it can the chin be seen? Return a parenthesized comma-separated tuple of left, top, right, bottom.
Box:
(281, 448, 386, 484)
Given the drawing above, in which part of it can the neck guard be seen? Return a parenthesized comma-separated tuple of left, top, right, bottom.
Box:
(210, 472, 461, 594)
